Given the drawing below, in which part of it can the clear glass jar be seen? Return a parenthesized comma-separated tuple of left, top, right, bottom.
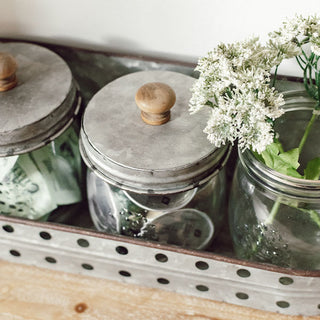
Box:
(0, 123, 83, 220)
(228, 91, 320, 270)
(0, 42, 83, 221)
(80, 70, 231, 250)
(87, 166, 227, 250)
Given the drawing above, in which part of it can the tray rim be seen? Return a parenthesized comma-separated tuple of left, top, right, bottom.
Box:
(1, 214, 320, 278)
(0, 37, 319, 278)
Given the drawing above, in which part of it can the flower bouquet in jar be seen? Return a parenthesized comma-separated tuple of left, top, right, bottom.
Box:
(190, 15, 320, 269)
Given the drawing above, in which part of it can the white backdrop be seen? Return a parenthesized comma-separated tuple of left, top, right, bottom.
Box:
(1, 0, 319, 75)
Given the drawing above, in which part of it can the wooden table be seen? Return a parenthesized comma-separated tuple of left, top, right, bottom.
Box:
(1, 260, 319, 320)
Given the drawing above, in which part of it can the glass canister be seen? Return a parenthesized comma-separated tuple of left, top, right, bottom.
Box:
(0, 42, 83, 220)
(80, 70, 231, 250)
(228, 90, 320, 270)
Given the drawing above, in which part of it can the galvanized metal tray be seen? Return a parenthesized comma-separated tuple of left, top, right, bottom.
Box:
(0, 39, 319, 317)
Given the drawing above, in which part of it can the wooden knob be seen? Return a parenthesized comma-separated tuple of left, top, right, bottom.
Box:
(135, 82, 176, 125)
(0, 52, 17, 92)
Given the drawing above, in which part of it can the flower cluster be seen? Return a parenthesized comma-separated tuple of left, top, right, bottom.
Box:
(269, 14, 320, 102)
(189, 38, 285, 153)
(190, 14, 320, 153)
(269, 14, 320, 55)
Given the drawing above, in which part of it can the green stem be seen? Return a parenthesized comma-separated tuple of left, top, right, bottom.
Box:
(272, 65, 279, 88)
(265, 198, 282, 225)
(251, 198, 282, 256)
(308, 64, 313, 87)
(318, 73, 320, 100)
(298, 112, 319, 154)
(316, 68, 320, 100)
(295, 56, 305, 70)
(301, 47, 310, 63)
(303, 65, 314, 97)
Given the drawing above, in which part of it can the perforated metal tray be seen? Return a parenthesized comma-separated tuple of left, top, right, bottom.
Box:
(0, 39, 319, 317)
(2, 215, 320, 317)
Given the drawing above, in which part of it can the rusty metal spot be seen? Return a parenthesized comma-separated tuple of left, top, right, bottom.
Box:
(74, 302, 88, 313)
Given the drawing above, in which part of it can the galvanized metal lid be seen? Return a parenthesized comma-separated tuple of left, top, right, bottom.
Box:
(0, 42, 80, 156)
(80, 70, 230, 194)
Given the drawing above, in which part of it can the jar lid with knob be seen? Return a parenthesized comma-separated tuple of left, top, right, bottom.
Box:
(0, 41, 81, 156)
(80, 70, 230, 194)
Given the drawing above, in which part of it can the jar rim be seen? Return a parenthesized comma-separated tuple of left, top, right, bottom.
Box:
(239, 148, 320, 200)
(282, 89, 317, 111)
(238, 90, 320, 198)
(240, 148, 320, 185)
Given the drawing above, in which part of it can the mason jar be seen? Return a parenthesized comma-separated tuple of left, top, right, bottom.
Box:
(80, 70, 231, 250)
(0, 42, 83, 221)
(228, 90, 320, 270)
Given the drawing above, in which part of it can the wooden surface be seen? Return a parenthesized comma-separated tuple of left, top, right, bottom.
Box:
(0, 260, 319, 320)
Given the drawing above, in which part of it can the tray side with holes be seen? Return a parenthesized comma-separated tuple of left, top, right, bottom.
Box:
(1, 216, 320, 316)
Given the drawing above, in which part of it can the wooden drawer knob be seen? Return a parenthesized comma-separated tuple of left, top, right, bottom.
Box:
(135, 82, 176, 125)
(0, 52, 17, 92)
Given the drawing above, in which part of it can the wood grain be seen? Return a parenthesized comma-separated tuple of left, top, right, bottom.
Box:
(0, 260, 319, 320)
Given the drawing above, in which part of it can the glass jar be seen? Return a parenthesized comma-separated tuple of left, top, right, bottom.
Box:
(0, 42, 83, 220)
(228, 91, 320, 270)
(86, 166, 227, 250)
(80, 70, 231, 250)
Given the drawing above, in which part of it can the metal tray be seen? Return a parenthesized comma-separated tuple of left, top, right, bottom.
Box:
(0, 39, 319, 317)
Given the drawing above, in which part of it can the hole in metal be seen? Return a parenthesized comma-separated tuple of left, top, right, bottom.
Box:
(196, 285, 209, 292)
(279, 277, 294, 285)
(155, 253, 168, 263)
(237, 269, 251, 278)
(9, 249, 20, 257)
(2, 225, 14, 233)
(116, 246, 128, 255)
(77, 238, 90, 248)
(39, 231, 51, 240)
(82, 263, 94, 270)
(276, 301, 290, 308)
(195, 261, 209, 270)
(161, 196, 170, 205)
(45, 256, 57, 264)
(119, 270, 131, 277)
(236, 292, 249, 300)
(157, 278, 170, 285)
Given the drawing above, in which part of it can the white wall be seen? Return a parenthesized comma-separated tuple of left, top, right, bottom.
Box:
(1, 0, 319, 75)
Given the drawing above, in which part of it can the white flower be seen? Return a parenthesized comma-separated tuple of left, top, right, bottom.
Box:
(189, 37, 284, 153)
(269, 14, 320, 47)
(190, 14, 320, 154)
(266, 39, 301, 65)
(310, 34, 320, 55)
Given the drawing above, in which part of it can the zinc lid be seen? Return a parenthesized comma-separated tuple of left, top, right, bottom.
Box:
(0, 42, 80, 156)
(80, 70, 230, 194)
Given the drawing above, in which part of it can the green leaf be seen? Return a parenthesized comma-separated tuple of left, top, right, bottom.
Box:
(205, 100, 214, 108)
(278, 148, 300, 170)
(286, 167, 304, 179)
(304, 157, 320, 180)
(260, 142, 281, 168)
(259, 143, 302, 178)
